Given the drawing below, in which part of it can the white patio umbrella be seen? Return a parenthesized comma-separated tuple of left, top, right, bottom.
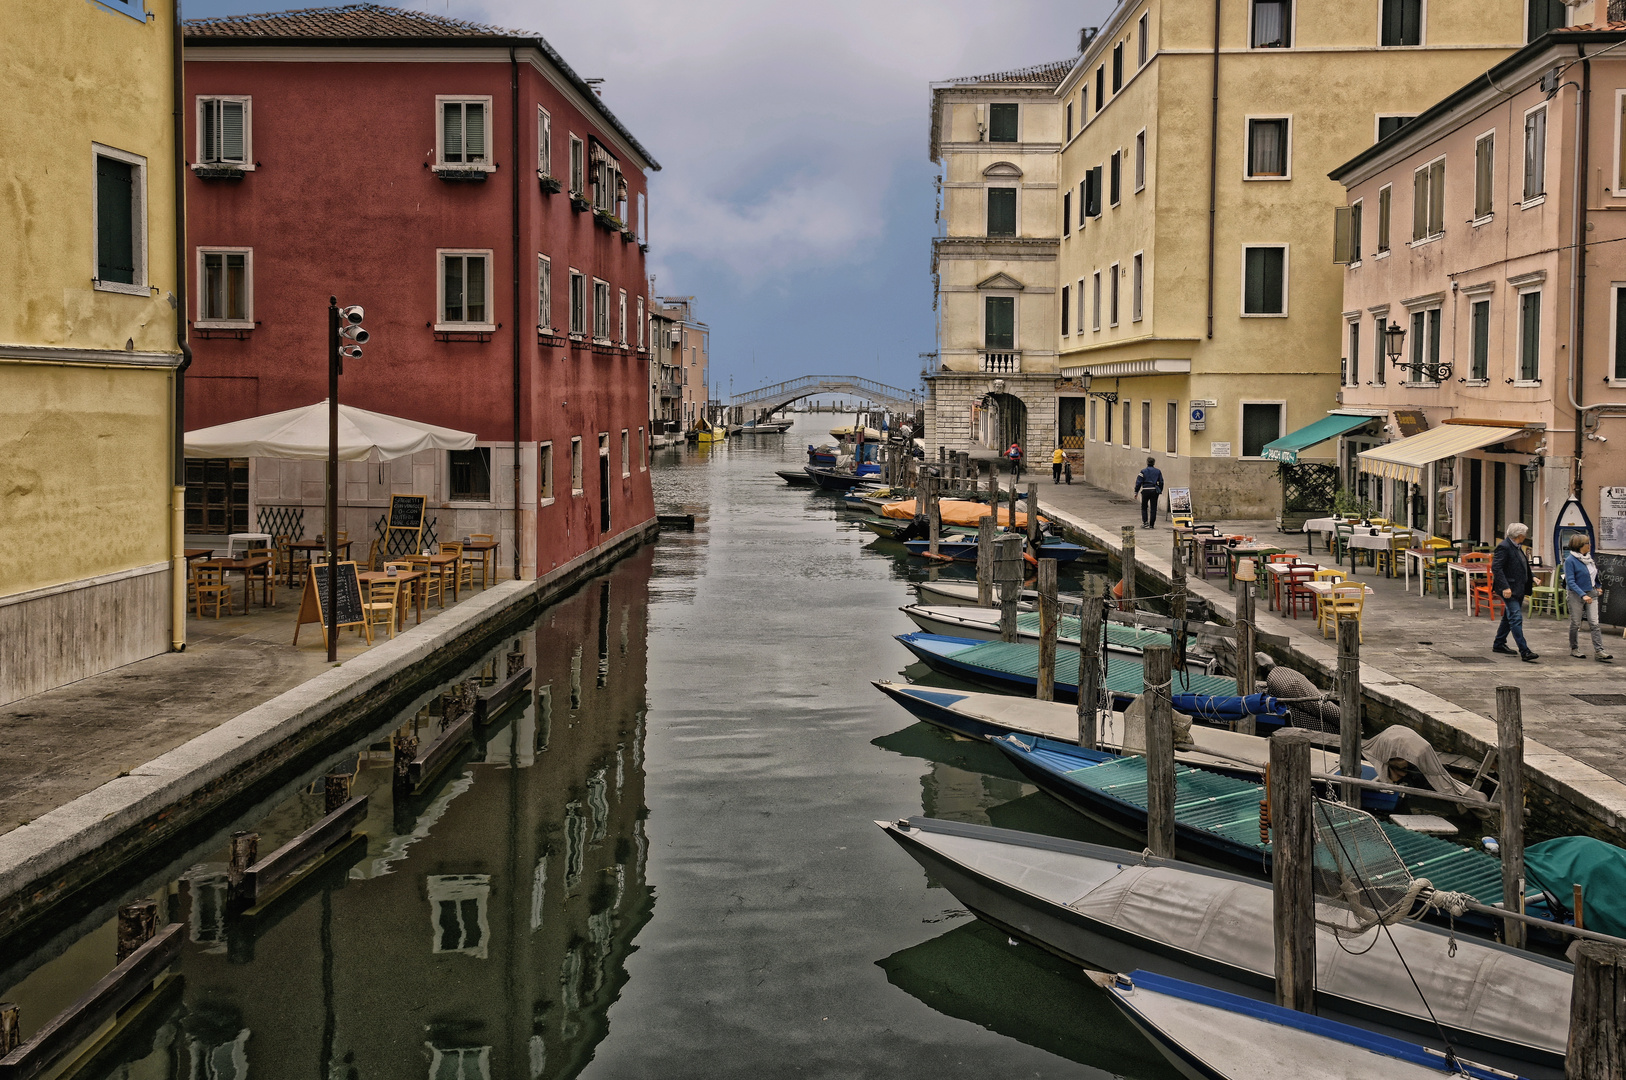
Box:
(184, 400, 477, 460)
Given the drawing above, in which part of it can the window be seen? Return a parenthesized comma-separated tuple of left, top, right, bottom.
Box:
(1251, 0, 1291, 47)
(438, 250, 492, 326)
(1095, 66, 1105, 111)
(1122, 401, 1131, 447)
(198, 96, 249, 165)
(1110, 151, 1122, 205)
(1063, 191, 1072, 236)
(538, 255, 551, 330)
(1528, 0, 1566, 40)
(1112, 43, 1124, 92)
(1409, 307, 1442, 384)
(1347, 321, 1361, 386)
(1141, 401, 1151, 449)
(593, 280, 611, 341)
(637, 192, 647, 241)
(621, 430, 631, 477)
(183, 458, 248, 534)
(1092, 272, 1102, 330)
(1377, 185, 1392, 252)
(1079, 179, 1088, 226)
(1246, 118, 1290, 178)
(571, 437, 584, 495)
(618, 289, 628, 344)
(1519, 290, 1542, 381)
(1135, 130, 1146, 191)
(1412, 157, 1445, 240)
(1109, 262, 1120, 326)
(1166, 402, 1178, 453)
(537, 107, 552, 176)
(438, 97, 490, 166)
(1381, 0, 1422, 46)
(1090, 398, 1098, 441)
(569, 271, 585, 335)
(987, 187, 1017, 236)
(1242, 246, 1286, 315)
(93, 145, 145, 292)
(1077, 278, 1086, 331)
(590, 143, 623, 214)
(569, 135, 585, 194)
(428, 875, 490, 957)
(988, 103, 1018, 142)
(1139, 14, 1150, 65)
(984, 296, 1015, 349)
(449, 448, 492, 501)
(1373, 313, 1387, 384)
(1471, 299, 1491, 380)
(1474, 132, 1494, 218)
(1524, 106, 1547, 201)
(1105, 398, 1114, 442)
(1061, 285, 1071, 335)
(1241, 403, 1283, 458)
(1086, 166, 1103, 217)
(1349, 200, 1363, 262)
(636, 296, 645, 348)
(639, 426, 647, 470)
(1377, 115, 1415, 141)
(1066, 102, 1074, 141)
(539, 442, 554, 503)
(1132, 253, 1144, 321)
(198, 248, 250, 325)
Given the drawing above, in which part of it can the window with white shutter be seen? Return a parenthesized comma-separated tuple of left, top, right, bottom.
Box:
(198, 97, 250, 165)
(438, 98, 491, 166)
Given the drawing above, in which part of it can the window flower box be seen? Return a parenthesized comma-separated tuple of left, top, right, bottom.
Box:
(594, 209, 624, 232)
(192, 164, 245, 181)
(537, 172, 562, 194)
(569, 194, 591, 212)
(435, 167, 488, 183)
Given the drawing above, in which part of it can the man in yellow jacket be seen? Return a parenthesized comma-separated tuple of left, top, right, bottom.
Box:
(1051, 446, 1065, 484)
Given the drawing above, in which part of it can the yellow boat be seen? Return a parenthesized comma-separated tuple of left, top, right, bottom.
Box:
(695, 419, 726, 444)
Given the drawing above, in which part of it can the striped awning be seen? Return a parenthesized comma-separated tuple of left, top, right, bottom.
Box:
(1357, 422, 1525, 484)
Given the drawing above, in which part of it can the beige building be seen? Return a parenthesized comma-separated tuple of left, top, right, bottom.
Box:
(926, 58, 1072, 455)
(1054, 0, 1539, 517)
(654, 297, 709, 430)
(1330, 14, 1626, 564)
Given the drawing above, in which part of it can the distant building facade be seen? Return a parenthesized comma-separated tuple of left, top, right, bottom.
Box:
(925, 59, 1071, 457)
(654, 298, 709, 430)
(182, 4, 658, 581)
(1, 0, 185, 705)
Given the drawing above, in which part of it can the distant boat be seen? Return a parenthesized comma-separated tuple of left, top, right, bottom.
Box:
(914, 579, 1038, 608)
(775, 468, 816, 486)
(829, 424, 882, 442)
(743, 419, 793, 434)
(1090, 969, 1538, 1080)
(694, 418, 725, 444)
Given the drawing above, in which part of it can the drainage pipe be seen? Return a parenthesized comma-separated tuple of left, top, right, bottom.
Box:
(171, 0, 192, 652)
(511, 47, 523, 580)
(1205, 0, 1220, 340)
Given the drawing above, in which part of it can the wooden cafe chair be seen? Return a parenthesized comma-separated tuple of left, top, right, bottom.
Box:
(193, 563, 231, 619)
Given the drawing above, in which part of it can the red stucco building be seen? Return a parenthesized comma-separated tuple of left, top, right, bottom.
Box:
(181, 4, 658, 580)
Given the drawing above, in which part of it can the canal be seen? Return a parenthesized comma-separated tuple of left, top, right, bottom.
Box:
(1, 414, 1177, 1079)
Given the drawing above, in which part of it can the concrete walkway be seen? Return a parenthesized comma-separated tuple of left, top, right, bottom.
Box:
(991, 466, 1626, 838)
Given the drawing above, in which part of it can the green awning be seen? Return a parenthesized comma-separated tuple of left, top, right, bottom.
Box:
(1260, 413, 1377, 464)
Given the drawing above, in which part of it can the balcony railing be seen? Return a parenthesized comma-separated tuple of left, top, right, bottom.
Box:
(979, 351, 1021, 374)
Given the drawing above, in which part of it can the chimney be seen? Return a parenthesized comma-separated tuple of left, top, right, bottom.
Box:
(1079, 26, 1098, 52)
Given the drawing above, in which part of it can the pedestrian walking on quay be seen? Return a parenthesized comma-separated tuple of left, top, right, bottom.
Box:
(1134, 456, 1164, 528)
(1006, 442, 1024, 481)
(1491, 522, 1538, 662)
(1052, 446, 1065, 484)
(1563, 533, 1613, 661)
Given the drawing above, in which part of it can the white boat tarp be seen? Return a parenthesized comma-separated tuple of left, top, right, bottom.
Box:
(184, 400, 477, 462)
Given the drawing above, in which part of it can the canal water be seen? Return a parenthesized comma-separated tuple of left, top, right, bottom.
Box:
(1, 414, 1179, 1079)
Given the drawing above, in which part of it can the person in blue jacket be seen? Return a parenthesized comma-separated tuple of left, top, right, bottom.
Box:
(1491, 523, 1537, 662)
(1563, 533, 1613, 661)
(1134, 457, 1164, 528)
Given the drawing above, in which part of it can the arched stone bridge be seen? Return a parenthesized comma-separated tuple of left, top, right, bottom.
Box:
(728, 375, 922, 420)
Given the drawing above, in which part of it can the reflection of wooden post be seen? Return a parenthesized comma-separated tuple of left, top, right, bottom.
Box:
(1037, 559, 1059, 702)
(1121, 526, 1138, 613)
(1338, 616, 1363, 805)
(393, 732, 419, 786)
(1078, 590, 1103, 749)
(976, 516, 995, 607)
(1144, 645, 1176, 859)
(0, 1003, 20, 1056)
(324, 772, 353, 815)
(228, 831, 258, 891)
(1007, 475, 1018, 540)
(995, 534, 1023, 643)
(1497, 685, 1528, 950)
(1566, 942, 1626, 1079)
(1236, 581, 1257, 736)
(1270, 727, 1316, 1013)
(116, 899, 159, 962)
(1026, 483, 1040, 547)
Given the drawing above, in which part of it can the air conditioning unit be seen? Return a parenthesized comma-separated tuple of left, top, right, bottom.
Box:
(668, 330, 680, 348)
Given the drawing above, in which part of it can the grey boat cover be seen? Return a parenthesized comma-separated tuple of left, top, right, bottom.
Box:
(1363, 726, 1490, 805)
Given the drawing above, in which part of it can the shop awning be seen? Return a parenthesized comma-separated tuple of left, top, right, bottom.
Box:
(1260, 413, 1378, 464)
(1357, 421, 1525, 484)
(185, 400, 477, 461)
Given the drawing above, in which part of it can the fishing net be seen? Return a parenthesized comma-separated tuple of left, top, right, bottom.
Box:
(1310, 800, 1425, 933)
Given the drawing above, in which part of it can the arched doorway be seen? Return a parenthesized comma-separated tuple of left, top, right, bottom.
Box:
(981, 392, 1027, 452)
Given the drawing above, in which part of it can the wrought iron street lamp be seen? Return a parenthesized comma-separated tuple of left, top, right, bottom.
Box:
(1386, 318, 1451, 383)
(1079, 370, 1118, 405)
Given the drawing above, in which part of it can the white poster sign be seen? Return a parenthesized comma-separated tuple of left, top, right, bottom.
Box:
(1210, 442, 1232, 457)
(1599, 487, 1626, 551)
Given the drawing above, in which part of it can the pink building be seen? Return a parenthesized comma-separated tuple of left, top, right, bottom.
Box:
(182, 4, 658, 580)
(1329, 20, 1626, 562)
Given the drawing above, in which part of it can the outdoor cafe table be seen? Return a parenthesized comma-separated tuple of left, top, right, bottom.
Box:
(1300, 517, 1340, 554)
(1263, 559, 1318, 611)
(1226, 541, 1284, 590)
(289, 539, 353, 583)
(196, 556, 273, 615)
(459, 538, 500, 587)
(1341, 529, 1398, 574)
(1446, 560, 1490, 612)
(359, 569, 426, 629)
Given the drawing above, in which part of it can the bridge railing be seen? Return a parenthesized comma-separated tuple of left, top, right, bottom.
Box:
(728, 374, 921, 407)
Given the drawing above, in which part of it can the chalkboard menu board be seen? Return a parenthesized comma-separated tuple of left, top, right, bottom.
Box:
(389, 494, 427, 530)
(293, 561, 367, 646)
(1595, 552, 1626, 628)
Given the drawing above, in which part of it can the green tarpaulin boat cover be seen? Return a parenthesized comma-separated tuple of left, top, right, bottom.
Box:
(1526, 836, 1626, 937)
(1260, 413, 1376, 464)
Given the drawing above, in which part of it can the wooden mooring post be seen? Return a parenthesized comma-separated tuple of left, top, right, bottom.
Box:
(1143, 644, 1176, 859)
(1026, 483, 1040, 547)
(1006, 475, 1018, 539)
(1270, 727, 1316, 1012)
(115, 900, 159, 963)
(0, 1003, 18, 1056)
(926, 476, 941, 558)
(1567, 942, 1626, 1079)
(1337, 615, 1363, 806)
(1234, 569, 1257, 736)
(994, 533, 1024, 643)
(976, 515, 995, 607)
(1036, 559, 1059, 702)
(1077, 589, 1103, 749)
(988, 461, 999, 502)
(1121, 526, 1137, 613)
(1497, 685, 1527, 950)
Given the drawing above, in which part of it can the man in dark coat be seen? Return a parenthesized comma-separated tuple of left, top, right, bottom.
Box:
(1134, 457, 1164, 528)
(1491, 522, 1538, 662)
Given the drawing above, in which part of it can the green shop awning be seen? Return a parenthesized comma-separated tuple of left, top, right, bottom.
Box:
(1260, 413, 1377, 464)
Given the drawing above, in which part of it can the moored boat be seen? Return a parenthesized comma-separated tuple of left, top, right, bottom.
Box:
(774, 468, 816, 486)
(805, 465, 880, 491)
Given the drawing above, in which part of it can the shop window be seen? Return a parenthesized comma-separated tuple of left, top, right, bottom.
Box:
(184, 458, 248, 535)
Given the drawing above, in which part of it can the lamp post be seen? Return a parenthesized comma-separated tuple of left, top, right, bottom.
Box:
(325, 297, 368, 663)
(1387, 318, 1451, 383)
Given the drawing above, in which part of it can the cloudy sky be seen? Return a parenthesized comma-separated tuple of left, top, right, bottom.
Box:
(185, 0, 1110, 397)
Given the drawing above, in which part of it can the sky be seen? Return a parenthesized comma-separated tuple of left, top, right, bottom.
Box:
(182, 0, 1111, 398)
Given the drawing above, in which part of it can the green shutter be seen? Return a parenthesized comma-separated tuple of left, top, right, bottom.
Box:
(96, 156, 135, 284)
(1427, 161, 1445, 236)
(1413, 167, 1429, 240)
(1617, 289, 1626, 380)
(1333, 206, 1353, 264)
(1522, 292, 1541, 380)
(1475, 136, 1493, 218)
(986, 188, 1016, 236)
(988, 103, 1018, 143)
(1472, 300, 1490, 380)
(1244, 248, 1283, 314)
(1427, 307, 1441, 379)
(985, 296, 1014, 349)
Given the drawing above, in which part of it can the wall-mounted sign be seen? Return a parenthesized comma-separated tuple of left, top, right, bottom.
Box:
(1592, 490, 1623, 552)
(1189, 406, 1207, 431)
(1210, 442, 1232, 457)
(1190, 399, 1217, 408)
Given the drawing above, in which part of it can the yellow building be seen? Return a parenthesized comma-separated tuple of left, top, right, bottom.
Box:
(0, 0, 185, 705)
(1055, 0, 1539, 517)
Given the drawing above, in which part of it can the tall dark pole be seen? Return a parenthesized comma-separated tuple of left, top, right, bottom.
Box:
(327, 296, 340, 664)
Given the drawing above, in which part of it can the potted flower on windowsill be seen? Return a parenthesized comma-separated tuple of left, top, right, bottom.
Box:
(594, 208, 624, 232)
(537, 171, 562, 194)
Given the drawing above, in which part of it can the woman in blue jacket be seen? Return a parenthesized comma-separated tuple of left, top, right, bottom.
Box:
(1563, 533, 1613, 662)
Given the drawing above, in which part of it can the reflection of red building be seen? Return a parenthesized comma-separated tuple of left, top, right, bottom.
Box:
(182, 6, 657, 578)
